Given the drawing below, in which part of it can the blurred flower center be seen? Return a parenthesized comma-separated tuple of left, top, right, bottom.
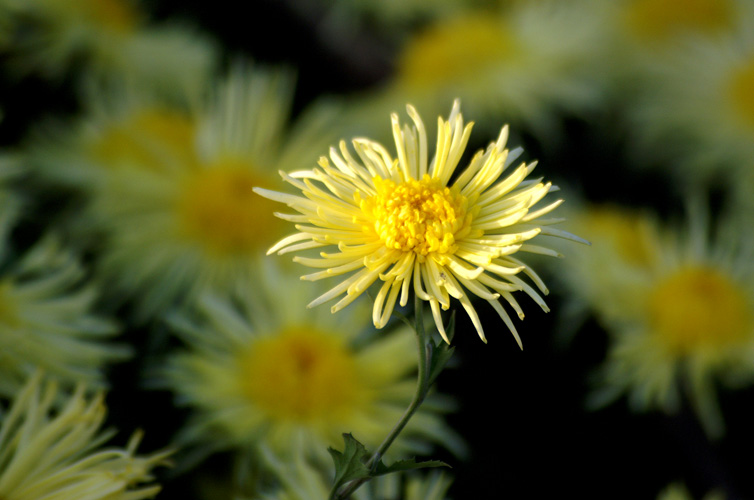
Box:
(0, 281, 19, 327)
(624, 0, 733, 42)
(176, 160, 283, 255)
(239, 327, 362, 421)
(580, 207, 655, 266)
(727, 58, 754, 129)
(648, 266, 750, 354)
(396, 14, 516, 88)
(363, 175, 468, 258)
(73, 0, 141, 32)
(90, 109, 196, 171)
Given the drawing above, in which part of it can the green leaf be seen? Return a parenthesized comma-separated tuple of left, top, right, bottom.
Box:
(373, 457, 451, 476)
(328, 433, 371, 492)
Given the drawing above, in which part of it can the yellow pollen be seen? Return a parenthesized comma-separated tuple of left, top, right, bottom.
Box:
(363, 175, 468, 258)
(0, 280, 20, 327)
(647, 266, 751, 355)
(396, 14, 517, 89)
(74, 0, 141, 33)
(727, 57, 754, 130)
(175, 159, 285, 255)
(90, 109, 197, 171)
(624, 0, 733, 43)
(239, 327, 362, 421)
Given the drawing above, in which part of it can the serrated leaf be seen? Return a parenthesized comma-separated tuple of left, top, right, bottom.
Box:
(373, 457, 451, 476)
(328, 433, 371, 491)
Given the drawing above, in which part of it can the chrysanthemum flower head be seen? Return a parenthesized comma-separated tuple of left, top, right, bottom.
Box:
(581, 204, 754, 437)
(0, 372, 170, 500)
(72, 65, 338, 320)
(160, 262, 463, 467)
(256, 100, 581, 346)
(344, 1, 605, 137)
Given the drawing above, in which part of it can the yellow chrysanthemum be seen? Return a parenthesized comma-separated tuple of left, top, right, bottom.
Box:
(339, 1, 605, 139)
(62, 66, 338, 321)
(256, 100, 580, 345)
(0, 372, 170, 500)
(573, 204, 754, 438)
(160, 263, 463, 468)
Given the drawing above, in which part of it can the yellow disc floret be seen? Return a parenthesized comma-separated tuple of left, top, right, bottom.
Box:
(239, 327, 363, 421)
(364, 175, 469, 259)
(397, 14, 516, 89)
(648, 266, 751, 355)
(727, 57, 754, 130)
(175, 159, 284, 255)
(624, 0, 733, 43)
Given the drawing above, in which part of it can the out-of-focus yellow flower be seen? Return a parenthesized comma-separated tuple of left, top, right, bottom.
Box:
(340, 1, 606, 139)
(0, 0, 217, 95)
(61, 66, 338, 321)
(0, 372, 170, 500)
(574, 204, 754, 438)
(161, 263, 464, 468)
(257, 100, 579, 345)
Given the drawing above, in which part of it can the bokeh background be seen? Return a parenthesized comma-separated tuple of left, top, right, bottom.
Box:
(1, 0, 753, 498)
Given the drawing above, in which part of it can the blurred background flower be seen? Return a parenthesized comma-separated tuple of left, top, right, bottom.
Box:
(157, 262, 463, 496)
(0, 372, 170, 500)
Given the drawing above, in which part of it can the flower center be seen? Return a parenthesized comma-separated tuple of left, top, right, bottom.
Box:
(76, 0, 141, 33)
(364, 175, 468, 258)
(239, 327, 362, 421)
(175, 159, 284, 255)
(90, 109, 197, 171)
(624, 0, 733, 43)
(647, 266, 750, 355)
(727, 57, 754, 130)
(396, 14, 516, 89)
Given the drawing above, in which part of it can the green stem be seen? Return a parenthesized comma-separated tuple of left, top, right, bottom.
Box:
(333, 295, 431, 499)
